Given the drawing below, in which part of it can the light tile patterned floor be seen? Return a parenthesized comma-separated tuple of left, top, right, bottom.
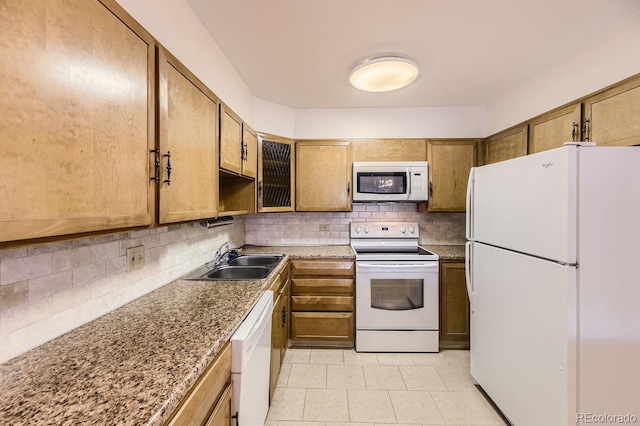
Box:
(266, 348, 508, 426)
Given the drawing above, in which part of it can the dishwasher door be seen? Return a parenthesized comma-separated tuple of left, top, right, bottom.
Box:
(230, 290, 273, 426)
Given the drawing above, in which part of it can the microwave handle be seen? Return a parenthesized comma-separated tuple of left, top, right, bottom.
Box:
(406, 169, 411, 200)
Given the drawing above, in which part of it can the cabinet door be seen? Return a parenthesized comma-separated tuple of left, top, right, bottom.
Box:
(242, 125, 258, 179)
(281, 275, 291, 359)
(258, 135, 295, 212)
(0, 0, 155, 243)
(204, 383, 233, 426)
(220, 104, 243, 175)
(270, 292, 283, 400)
(295, 140, 352, 212)
(352, 139, 427, 162)
(483, 125, 528, 165)
(427, 140, 477, 212)
(583, 76, 640, 146)
(529, 103, 581, 154)
(439, 261, 470, 349)
(158, 48, 218, 224)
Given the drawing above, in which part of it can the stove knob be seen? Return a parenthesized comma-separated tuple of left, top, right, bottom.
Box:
(356, 226, 362, 234)
(364, 227, 370, 234)
(400, 226, 406, 234)
(409, 226, 416, 234)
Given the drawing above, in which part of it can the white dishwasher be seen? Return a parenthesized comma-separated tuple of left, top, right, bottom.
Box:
(230, 290, 273, 426)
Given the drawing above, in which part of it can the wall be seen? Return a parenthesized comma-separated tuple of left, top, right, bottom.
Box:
(254, 98, 295, 138)
(114, 0, 255, 126)
(0, 221, 244, 363)
(245, 203, 465, 246)
(486, 9, 640, 135)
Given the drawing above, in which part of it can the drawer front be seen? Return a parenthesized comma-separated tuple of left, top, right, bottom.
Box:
(292, 278, 354, 295)
(166, 343, 231, 426)
(291, 312, 354, 341)
(204, 382, 233, 426)
(291, 260, 354, 277)
(291, 296, 354, 312)
(269, 263, 291, 294)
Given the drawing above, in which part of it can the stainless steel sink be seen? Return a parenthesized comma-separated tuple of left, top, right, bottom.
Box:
(227, 255, 283, 267)
(184, 254, 284, 281)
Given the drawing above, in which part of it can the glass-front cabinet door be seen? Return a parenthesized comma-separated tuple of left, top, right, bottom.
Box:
(258, 134, 295, 212)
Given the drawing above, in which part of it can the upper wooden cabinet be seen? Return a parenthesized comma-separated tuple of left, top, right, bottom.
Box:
(295, 140, 352, 212)
(529, 103, 581, 154)
(482, 125, 528, 165)
(352, 139, 427, 161)
(426, 140, 477, 212)
(220, 104, 257, 179)
(0, 0, 155, 243)
(583, 75, 640, 147)
(258, 134, 295, 213)
(157, 47, 218, 224)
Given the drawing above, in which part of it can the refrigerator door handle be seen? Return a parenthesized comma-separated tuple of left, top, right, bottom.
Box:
(465, 241, 474, 304)
(466, 168, 475, 240)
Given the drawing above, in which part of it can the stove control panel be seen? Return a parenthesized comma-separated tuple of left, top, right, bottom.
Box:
(350, 222, 419, 238)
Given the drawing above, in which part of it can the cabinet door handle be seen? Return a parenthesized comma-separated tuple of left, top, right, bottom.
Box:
(281, 306, 286, 328)
(582, 118, 590, 141)
(347, 182, 350, 196)
(429, 181, 433, 197)
(571, 122, 578, 141)
(150, 148, 160, 183)
(163, 151, 172, 185)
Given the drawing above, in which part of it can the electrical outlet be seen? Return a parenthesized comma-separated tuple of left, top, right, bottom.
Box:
(319, 224, 330, 231)
(126, 245, 145, 272)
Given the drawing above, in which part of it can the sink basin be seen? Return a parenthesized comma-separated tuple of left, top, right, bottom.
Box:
(227, 255, 283, 267)
(204, 266, 271, 280)
(184, 253, 284, 281)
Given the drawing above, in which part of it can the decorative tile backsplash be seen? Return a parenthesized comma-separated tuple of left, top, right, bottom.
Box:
(0, 220, 245, 363)
(245, 203, 466, 246)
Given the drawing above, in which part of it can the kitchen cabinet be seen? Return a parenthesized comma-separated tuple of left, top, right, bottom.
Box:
(165, 343, 233, 426)
(290, 260, 355, 347)
(0, 0, 155, 243)
(269, 263, 291, 400)
(439, 261, 470, 349)
(583, 74, 640, 146)
(528, 103, 581, 154)
(482, 125, 528, 165)
(295, 140, 352, 212)
(157, 47, 219, 224)
(219, 104, 257, 178)
(352, 139, 427, 161)
(426, 139, 477, 212)
(258, 134, 295, 212)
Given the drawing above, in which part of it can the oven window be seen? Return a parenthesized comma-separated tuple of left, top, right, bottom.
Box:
(357, 172, 406, 194)
(370, 279, 424, 310)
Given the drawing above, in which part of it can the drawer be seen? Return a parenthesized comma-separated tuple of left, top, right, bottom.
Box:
(291, 295, 354, 312)
(166, 343, 231, 426)
(292, 278, 353, 295)
(204, 382, 233, 426)
(291, 312, 354, 341)
(268, 262, 290, 294)
(291, 260, 354, 277)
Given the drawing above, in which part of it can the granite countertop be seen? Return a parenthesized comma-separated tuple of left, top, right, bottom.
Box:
(0, 246, 353, 426)
(423, 244, 466, 260)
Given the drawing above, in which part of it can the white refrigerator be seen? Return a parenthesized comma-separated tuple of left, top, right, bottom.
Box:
(465, 144, 640, 426)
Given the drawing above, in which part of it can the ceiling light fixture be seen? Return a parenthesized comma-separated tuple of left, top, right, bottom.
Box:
(349, 56, 419, 92)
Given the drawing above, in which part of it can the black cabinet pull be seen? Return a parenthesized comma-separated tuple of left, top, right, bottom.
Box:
(571, 122, 578, 141)
(163, 151, 172, 185)
(582, 119, 590, 141)
(150, 148, 160, 183)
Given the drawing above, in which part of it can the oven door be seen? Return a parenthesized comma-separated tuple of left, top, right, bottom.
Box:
(356, 262, 439, 330)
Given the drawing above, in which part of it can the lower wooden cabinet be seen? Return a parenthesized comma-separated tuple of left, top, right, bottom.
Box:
(166, 343, 232, 426)
(439, 261, 470, 349)
(269, 264, 291, 401)
(290, 259, 355, 347)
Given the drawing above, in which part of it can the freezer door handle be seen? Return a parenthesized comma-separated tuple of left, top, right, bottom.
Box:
(465, 242, 474, 304)
(466, 168, 475, 240)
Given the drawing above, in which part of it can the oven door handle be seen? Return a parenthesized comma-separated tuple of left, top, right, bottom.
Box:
(357, 263, 438, 269)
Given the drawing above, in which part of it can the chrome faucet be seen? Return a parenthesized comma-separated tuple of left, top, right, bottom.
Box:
(214, 241, 231, 267)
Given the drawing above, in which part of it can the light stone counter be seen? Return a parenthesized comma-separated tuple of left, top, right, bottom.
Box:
(423, 244, 466, 261)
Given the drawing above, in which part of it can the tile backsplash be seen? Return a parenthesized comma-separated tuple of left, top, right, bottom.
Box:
(245, 203, 466, 246)
(0, 220, 244, 363)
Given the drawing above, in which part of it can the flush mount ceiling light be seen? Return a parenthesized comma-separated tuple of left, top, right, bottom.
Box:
(349, 56, 419, 92)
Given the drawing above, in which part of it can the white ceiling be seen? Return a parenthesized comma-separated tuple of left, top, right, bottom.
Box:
(186, 0, 640, 109)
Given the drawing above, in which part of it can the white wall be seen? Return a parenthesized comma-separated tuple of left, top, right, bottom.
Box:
(114, 0, 256, 126)
(254, 98, 295, 138)
(486, 10, 640, 135)
(293, 107, 486, 139)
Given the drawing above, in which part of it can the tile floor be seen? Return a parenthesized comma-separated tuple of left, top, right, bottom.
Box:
(266, 348, 508, 426)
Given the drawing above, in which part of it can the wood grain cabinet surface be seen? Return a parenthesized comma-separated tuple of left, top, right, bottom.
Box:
(439, 261, 470, 349)
(426, 139, 477, 212)
(269, 264, 291, 401)
(0, 0, 156, 243)
(528, 103, 581, 154)
(165, 343, 232, 426)
(220, 104, 257, 179)
(482, 125, 528, 165)
(295, 140, 352, 212)
(157, 47, 219, 224)
(290, 259, 355, 347)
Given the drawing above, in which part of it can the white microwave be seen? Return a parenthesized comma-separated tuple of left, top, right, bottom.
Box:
(352, 161, 429, 202)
